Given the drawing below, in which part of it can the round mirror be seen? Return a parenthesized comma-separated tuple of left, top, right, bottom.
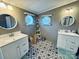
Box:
(0, 14, 17, 30)
(60, 16, 75, 27)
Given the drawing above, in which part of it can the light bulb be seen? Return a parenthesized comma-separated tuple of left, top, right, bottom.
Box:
(0, 2, 6, 8)
(7, 5, 13, 10)
(65, 9, 70, 13)
(70, 8, 73, 13)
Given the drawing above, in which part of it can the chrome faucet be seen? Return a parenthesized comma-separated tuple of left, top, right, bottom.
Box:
(9, 32, 14, 37)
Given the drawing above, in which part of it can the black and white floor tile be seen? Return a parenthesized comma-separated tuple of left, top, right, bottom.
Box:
(22, 40, 62, 59)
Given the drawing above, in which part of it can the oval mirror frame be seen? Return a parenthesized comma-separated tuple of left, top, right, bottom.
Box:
(0, 14, 17, 30)
(60, 16, 75, 27)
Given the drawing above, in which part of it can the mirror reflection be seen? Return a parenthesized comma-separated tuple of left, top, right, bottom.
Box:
(60, 16, 75, 27)
(0, 14, 17, 30)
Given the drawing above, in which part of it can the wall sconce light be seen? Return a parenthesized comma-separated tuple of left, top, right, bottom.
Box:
(7, 5, 13, 10)
(0, 0, 6, 8)
(0, 0, 13, 10)
(66, 8, 73, 12)
(65, 7, 73, 16)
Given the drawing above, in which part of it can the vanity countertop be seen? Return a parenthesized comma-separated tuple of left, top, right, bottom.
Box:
(0, 31, 28, 47)
(58, 31, 79, 37)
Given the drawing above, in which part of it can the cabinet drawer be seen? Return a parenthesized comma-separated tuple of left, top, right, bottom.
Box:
(20, 41, 28, 48)
(69, 47, 77, 53)
(20, 46, 28, 57)
(66, 40, 76, 46)
(19, 37, 29, 57)
(19, 37, 28, 49)
(65, 38, 78, 53)
(66, 44, 78, 53)
(66, 35, 78, 44)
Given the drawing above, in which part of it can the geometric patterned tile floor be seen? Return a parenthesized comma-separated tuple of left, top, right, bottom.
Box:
(22, 40, 62, 59)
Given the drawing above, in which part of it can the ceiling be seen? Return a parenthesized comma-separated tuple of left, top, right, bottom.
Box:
(3, 0, 77, 14)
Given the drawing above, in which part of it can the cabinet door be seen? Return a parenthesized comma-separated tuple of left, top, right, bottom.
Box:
(0, 48, 4, 59)
(57, 34, 66, 49)
(1, 42, 19, 59)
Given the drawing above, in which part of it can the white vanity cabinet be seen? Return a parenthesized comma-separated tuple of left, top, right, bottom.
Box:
(57, 32, 79, 54)
(0, 32, 29, 59)
(1, 42, 20, 59)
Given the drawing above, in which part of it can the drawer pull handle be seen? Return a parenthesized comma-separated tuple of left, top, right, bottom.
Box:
(71, 42, 75, 44)
(23, 43, 26, 46)
(17, 46, 19, 48)
(24, 49, 27, 52)
(70, 48, 74, 50)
